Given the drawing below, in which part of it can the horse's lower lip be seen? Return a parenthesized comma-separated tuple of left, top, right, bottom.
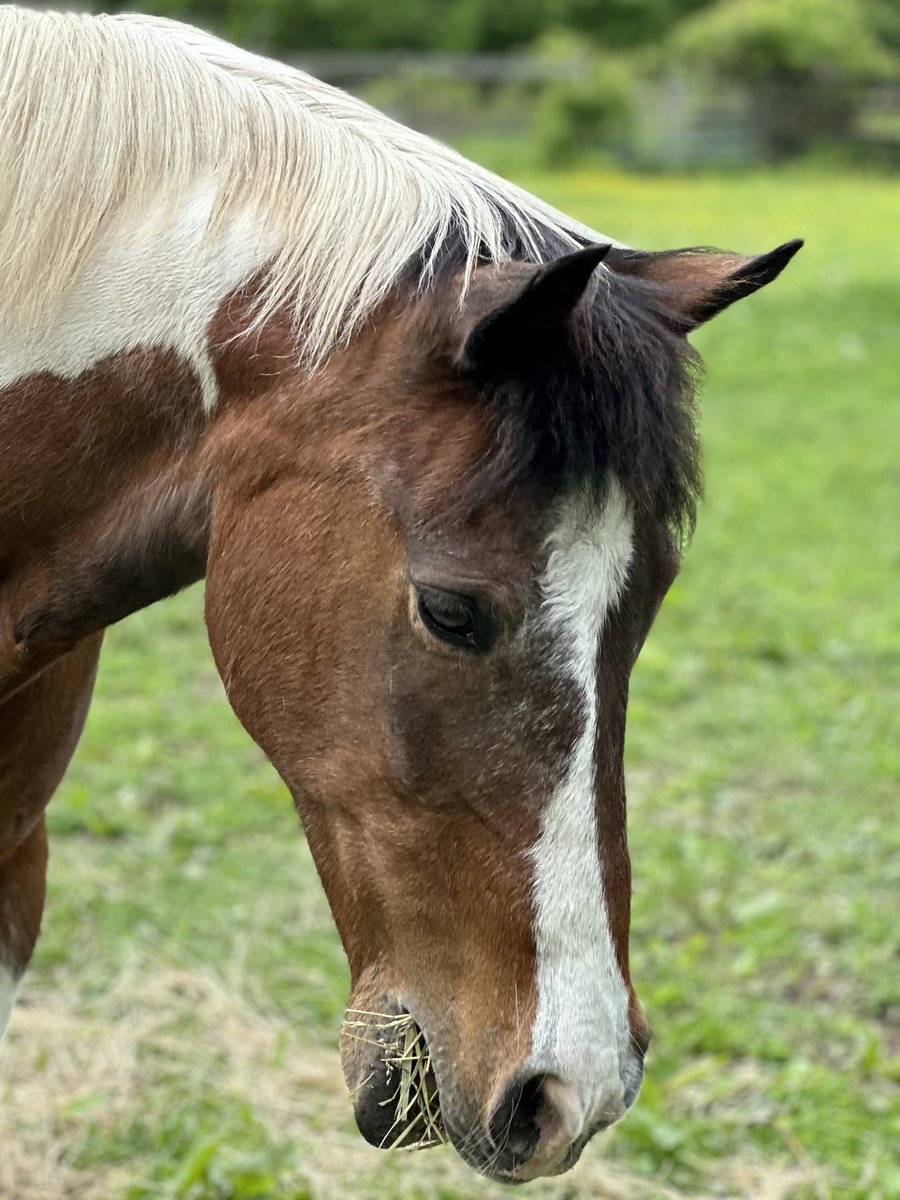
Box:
(481, 1135, 587, 1184)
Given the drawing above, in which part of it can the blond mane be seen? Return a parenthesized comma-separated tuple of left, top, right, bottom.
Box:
(0, 8, 612, 367)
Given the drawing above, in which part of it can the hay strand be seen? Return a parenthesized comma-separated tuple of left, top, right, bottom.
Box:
(343, 1010, 446, 1151)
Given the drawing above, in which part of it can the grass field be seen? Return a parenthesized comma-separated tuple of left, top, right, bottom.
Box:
(2, 164, 898, 1200)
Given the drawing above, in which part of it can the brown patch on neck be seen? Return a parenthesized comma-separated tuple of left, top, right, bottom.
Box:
(13, 460, 211, 645)
(0, 345, 212, 682)
(0, 287, 306, 671)
(0, 346, 204, 548)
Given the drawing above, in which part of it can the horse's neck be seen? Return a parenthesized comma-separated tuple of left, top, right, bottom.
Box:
(1, 182, 268, 407)
(0, 194, 277, 691)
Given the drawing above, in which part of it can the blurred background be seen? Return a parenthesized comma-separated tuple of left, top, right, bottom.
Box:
(95, 0, 900, 169)
(1, 3, 897, 1200)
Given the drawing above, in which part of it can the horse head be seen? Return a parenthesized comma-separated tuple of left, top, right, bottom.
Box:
(203, 240, 800, 1180)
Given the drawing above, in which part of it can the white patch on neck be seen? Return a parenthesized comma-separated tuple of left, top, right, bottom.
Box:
(0, 181, 271, 409)
(0, 962, 17, 1041)
(527, 479, 635, 1131)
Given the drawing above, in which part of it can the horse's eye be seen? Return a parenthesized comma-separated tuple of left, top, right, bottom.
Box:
(416, 587, 488, 652)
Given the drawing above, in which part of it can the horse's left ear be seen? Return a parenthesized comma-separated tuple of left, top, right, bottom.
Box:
(462, 243, 612, 373)
(606, 239, 803, 329)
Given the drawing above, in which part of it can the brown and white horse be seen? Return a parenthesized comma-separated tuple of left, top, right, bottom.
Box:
(0, 9, 800, 1182)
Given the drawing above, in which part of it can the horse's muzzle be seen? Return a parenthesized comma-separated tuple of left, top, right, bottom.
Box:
(342, 994, 645, 1181)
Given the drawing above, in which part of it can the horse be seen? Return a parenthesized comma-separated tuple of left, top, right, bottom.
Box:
(0, 7, 801, 1183)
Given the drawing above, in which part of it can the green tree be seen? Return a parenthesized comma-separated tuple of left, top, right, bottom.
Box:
(129, 0, 727, 54)
(670, 0, 895, 157)
(671, 0, 892, 80)
(561, 0, 711, 50)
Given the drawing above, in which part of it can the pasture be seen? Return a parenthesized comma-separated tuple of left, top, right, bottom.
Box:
(1, 164, 897, 1199)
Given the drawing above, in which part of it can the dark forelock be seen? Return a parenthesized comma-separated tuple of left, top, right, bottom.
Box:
(463, 263, 703, 539)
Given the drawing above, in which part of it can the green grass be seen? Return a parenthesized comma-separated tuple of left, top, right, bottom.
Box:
(3, 165, 898, 1200)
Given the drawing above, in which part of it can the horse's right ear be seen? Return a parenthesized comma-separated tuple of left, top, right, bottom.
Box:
(605, 240, 803, 330)
(461, 244, 612, 374)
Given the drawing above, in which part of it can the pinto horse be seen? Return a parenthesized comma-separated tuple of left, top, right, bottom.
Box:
(0, 8, 800, 1183)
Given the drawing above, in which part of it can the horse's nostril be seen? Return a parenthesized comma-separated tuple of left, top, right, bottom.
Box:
(487, 1072, 548, 1168)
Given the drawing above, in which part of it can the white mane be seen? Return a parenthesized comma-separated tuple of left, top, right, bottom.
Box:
(0, 8, 612, 368)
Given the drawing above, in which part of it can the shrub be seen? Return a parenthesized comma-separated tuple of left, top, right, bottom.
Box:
(670, 0, 895, 158)
(670, 0, 892, 83)
(533, 49, 637, 167)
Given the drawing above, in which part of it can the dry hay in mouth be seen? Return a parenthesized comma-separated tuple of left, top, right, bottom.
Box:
(343, 1010, 445, 1151)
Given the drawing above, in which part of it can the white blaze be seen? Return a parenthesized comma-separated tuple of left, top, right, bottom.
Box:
(527, 479, 635, 1132)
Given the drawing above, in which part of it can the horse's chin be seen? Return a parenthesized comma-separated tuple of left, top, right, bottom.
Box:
(341, 1000, 445, 1153)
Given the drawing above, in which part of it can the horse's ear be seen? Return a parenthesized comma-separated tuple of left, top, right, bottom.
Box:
(462, 243, 612, 372)
(605, 239, 803, 329)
